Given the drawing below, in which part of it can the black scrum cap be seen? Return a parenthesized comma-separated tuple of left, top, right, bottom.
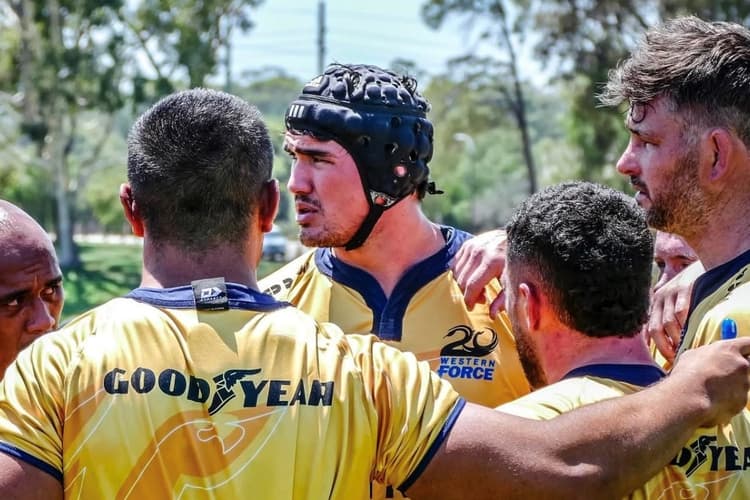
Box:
(285, 63, 438, 250)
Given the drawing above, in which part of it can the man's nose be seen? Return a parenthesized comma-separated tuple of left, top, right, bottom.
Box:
(287, 161, 312, 195)
(616, 143, 640, 177)
(26, 298, 56, 335)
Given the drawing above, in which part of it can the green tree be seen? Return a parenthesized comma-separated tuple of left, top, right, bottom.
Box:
(233, 67, 303, 227)
(422, 71, 566, 231)
(3, 0, 263, 268)
(422, 0, 539, 195)
(123, 0, 260, 92)
(514, 0, 750, 181)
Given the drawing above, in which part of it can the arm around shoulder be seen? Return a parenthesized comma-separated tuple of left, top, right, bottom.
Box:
(407, 338, 750, 499)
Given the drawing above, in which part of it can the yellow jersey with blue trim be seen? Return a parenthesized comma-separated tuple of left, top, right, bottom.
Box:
(499, 363, 750, 499)
(0, 283, 464, 499)
(259, 226, 530, 409)
(677, 248, 750, 358)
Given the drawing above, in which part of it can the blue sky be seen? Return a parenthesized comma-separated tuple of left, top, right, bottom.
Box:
(231, 0, 508, 83)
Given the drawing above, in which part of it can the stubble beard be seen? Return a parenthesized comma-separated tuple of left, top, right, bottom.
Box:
(509, 315, 547, 390)
(298, 219, 358, 249)
(646, 146, 712, 239)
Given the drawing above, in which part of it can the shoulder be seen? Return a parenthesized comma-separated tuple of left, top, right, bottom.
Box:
(497, 377, 627, 420)
(3, 298, 136, 393)
(259, 250, 318, 298)
(692, 288, 750, 343)
(39, 298, 140, 349)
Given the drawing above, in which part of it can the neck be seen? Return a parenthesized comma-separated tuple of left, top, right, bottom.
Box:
(333, 201, 446, 296)
(539, 329, 656, 384)
(686, 201, 750, 270)
(140, 240, 259, 289)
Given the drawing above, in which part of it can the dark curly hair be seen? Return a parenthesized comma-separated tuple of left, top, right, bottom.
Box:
(506, 182, 654, 338)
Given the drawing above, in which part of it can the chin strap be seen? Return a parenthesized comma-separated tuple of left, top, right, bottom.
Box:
(343, 182, 444, 251)
(343, 204, 385, 251)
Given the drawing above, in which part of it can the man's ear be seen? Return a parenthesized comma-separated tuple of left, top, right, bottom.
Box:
(119, 183, 144, 237)
(259, 179, 280, 233)
(703, 128, 735, 183)
(518, 282, 541, 331)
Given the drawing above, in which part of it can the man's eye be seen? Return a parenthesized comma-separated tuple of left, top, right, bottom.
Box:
(1, 297, 21, 308)
(655, 260, 666, 270)
(42, 285, 59, 298)
(633, 135, 655, 148)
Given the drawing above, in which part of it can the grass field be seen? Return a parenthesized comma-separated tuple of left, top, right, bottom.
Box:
(61, 243, 286, 320)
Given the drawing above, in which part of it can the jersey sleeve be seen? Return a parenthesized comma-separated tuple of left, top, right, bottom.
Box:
(690, 301, 750, 347)
(258, 252, 314, 300)
(495, 378, 595, 421)
(0, 331, 74, 479)
(343, 333, 464, 491)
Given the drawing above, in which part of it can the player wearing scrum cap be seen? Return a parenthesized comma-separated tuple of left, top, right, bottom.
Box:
(261, 64, 528, 407)
(259, 63, 529, 498)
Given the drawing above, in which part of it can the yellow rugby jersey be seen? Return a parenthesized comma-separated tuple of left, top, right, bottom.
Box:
(676, 248, 750, 359)
(499, 364, 750, 499)
(0, 283, 464, 499)
(259, 226, 530, 409)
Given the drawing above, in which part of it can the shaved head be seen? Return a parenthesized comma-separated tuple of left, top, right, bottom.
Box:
(0, 201, 56, 257)
(0, 200, 64, 378)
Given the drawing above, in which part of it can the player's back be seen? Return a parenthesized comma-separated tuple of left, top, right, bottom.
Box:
(0, 284, 461, 499)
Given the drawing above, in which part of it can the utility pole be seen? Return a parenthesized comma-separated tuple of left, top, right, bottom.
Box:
(317, 0, 326, 74)
(224, 24, 232, 93)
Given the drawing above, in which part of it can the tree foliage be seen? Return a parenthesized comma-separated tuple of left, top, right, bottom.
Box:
(514, 0, 750, 179)
(2, 0, 263, 267)
(423, 71, 567, 230)
(4, 0, 750, 253)
(422, 0, 539, 195)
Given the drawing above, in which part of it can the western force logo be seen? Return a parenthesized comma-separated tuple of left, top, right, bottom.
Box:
(440, 325, 498, 357)
(671, 434, 750, 476)
(103, 367, 334, 414)
(437, 325, 498, 381)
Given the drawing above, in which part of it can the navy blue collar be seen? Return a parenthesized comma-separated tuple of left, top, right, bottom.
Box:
(562, 363, 666, 387)
(687, 247, 750, 324)
(314, 225, 473, 340)
(126, 283, 290, 312)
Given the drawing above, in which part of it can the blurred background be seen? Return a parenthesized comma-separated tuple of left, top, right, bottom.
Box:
(1, 0, 747, 319)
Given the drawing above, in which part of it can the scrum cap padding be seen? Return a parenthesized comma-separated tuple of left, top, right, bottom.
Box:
(285, 64, 434, 206)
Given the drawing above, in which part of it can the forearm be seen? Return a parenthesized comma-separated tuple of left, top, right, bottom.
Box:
(407, 339, 750, 499)
(537, 375, 707, 497)
(409, 381, 708, 499)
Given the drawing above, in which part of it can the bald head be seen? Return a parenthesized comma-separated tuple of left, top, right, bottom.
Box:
(0, 200, 64, 379)
(0, 201, 55, 256)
